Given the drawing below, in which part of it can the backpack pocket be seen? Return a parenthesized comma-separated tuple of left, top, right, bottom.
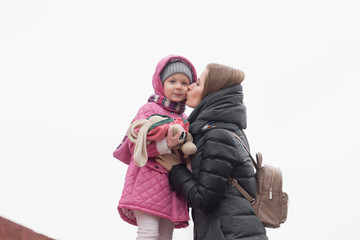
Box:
(280, 192, 289, 224)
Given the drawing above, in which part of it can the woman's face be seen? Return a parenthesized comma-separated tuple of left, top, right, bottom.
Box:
(186, 68, 208, 108)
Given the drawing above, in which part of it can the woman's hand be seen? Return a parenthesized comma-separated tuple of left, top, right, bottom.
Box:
(155, 150, 182, 171)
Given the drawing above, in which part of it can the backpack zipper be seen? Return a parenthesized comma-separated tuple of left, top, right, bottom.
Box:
(269, 168, 276, 199)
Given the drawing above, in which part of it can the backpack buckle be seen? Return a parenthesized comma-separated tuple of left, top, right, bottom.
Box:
(230, 178, 238, 186)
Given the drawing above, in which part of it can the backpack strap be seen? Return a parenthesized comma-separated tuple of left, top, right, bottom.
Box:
(224, 130, 260, 170)
(224, 129, 259, 204)
(229, 177, 255, 204)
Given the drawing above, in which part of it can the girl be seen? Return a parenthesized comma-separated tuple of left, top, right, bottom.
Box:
(113, 55, 197, 240)
(156, 64, 268, 240)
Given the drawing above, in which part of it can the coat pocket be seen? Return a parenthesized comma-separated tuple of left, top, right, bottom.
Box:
(280, 192, 289, 224)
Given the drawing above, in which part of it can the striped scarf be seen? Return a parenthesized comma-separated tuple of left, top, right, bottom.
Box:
(148, 94, 186, 114)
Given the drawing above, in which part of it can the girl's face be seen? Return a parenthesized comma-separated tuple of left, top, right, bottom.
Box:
(186, 68, 207, 108)
(163, 73, 191, 102)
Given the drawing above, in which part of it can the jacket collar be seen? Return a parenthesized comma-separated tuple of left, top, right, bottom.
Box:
(188, 84, 247, 135)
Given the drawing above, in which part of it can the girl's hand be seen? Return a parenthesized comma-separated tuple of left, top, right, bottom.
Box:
(166, 125, 183, 148)
(155, 150, 182, 171)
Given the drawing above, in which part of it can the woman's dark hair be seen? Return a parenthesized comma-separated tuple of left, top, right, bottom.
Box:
(201, 63, 245, 100)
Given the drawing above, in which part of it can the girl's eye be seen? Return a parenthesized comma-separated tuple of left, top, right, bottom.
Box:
(182, 81, 189, 86)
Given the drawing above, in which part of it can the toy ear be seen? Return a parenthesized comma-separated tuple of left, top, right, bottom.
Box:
(127, 115, 168, 167)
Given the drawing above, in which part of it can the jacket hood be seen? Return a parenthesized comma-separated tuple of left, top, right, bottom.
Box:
(188, 84, 247, 134)
(152, 55, 197, 97)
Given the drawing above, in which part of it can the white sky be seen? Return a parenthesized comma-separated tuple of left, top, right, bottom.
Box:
(1, 0, 359, 239)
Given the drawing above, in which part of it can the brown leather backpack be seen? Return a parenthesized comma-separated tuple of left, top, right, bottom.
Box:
(226, 130, 289, 228)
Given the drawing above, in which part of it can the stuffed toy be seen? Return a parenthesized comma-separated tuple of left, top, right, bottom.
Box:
(126, 114, 197, 167)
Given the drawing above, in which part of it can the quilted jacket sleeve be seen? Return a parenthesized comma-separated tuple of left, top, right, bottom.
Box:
(169, 130, 237, 213)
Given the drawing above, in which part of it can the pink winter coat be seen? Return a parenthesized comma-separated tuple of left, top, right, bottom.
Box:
(113, 55, 197, 228)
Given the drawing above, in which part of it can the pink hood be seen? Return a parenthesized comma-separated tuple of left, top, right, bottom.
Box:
(152, 55, 197, 97)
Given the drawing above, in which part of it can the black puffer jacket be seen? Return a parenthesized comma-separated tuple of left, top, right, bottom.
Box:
(169, 85, 268, 240)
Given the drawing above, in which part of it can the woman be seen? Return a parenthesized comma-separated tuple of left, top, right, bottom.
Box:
(156, 63, 268, 240)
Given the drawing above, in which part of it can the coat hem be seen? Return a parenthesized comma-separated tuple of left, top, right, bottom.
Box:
(118, 204, 189, 229)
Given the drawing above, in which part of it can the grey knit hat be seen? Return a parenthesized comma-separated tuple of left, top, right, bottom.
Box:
(160, 61, 193, 84)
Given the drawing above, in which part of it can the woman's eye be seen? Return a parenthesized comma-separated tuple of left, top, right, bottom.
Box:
(196, 82, 200, 86)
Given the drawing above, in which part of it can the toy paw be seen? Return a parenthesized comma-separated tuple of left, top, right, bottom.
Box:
(181, 141, 197, 155)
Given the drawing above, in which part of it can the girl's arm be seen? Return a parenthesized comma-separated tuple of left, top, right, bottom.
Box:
(128, 107, 184, 158)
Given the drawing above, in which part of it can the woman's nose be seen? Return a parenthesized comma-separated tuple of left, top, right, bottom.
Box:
(188, 83, 195, 90)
